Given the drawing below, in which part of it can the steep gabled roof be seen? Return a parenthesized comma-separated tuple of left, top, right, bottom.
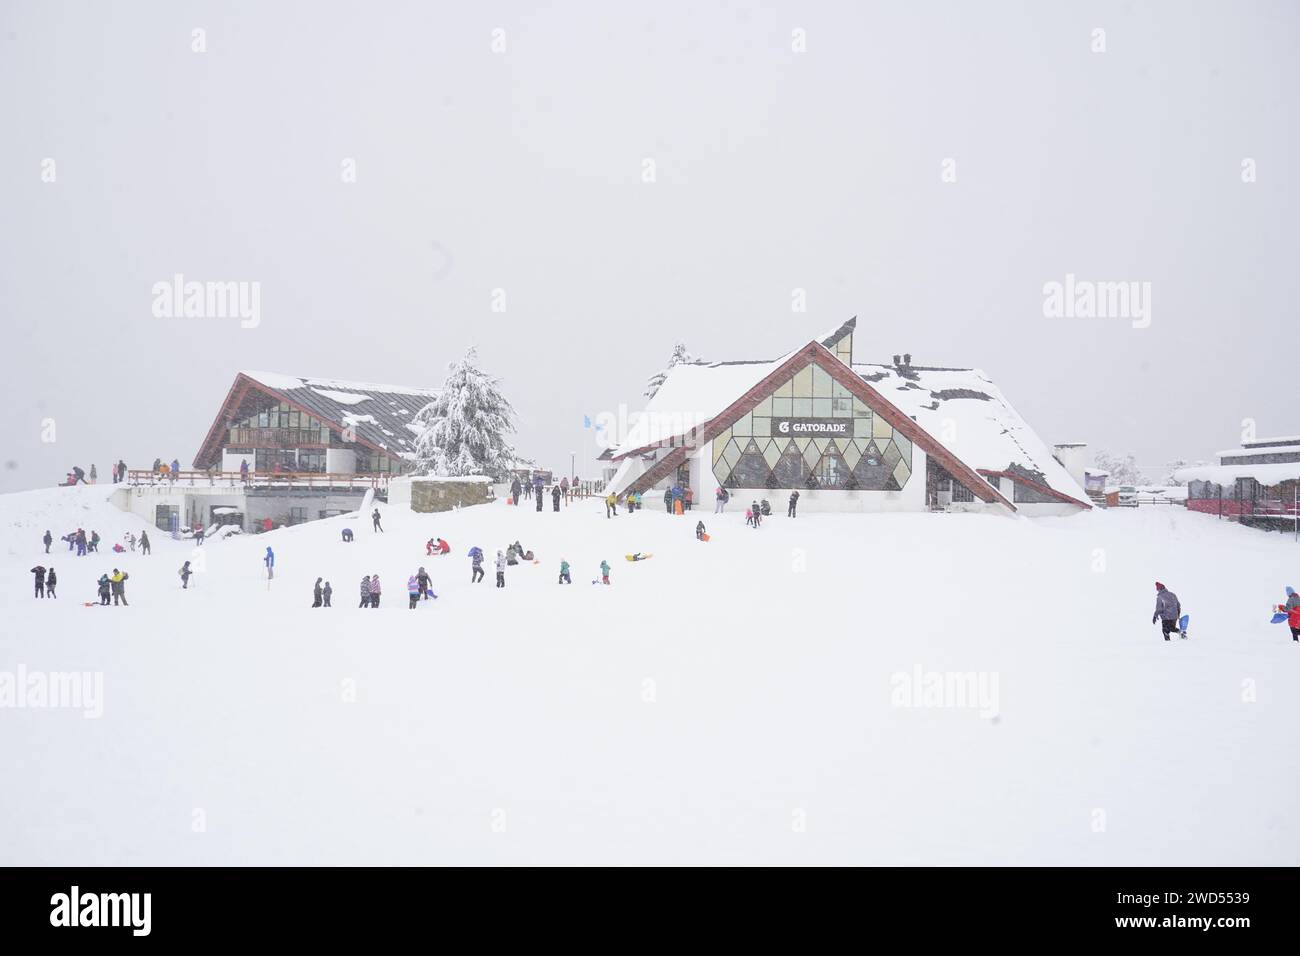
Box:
(194, 372, 438, 469)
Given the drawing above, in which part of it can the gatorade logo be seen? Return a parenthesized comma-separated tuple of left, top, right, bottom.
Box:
(771, 419, 852, 437)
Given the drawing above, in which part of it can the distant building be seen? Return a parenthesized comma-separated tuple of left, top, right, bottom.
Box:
(116, 371, 437, 533)
(1176, 436, 1300, 529)
(603, 318, 1090, 515)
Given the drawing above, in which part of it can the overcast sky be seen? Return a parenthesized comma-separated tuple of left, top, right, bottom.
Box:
(2, 0, 1296, 492)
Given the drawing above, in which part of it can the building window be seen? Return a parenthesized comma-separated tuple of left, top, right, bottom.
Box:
(298, 449, 326, 473)
(952, 483, 974, 502)
(288, 507, 308, 526)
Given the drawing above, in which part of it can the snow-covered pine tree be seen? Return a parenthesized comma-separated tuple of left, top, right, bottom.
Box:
(411, 349, 519, 480)
(645, 342, 700, 400)
(1091, 450, 1144, 486)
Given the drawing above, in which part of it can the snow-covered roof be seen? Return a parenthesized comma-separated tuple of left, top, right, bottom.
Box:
(1216, 444, 1300, 459)
(1174, 462, 1300, 485)
(221, 371, 438, 461)
(606, 353, 794, 457)
(854, 363, 1089, 505)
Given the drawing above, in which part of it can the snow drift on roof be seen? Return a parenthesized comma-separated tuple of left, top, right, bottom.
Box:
(1174, 462, 1300, 485)
(854, 363, 1089, 505)
(242, 370, 438, 398)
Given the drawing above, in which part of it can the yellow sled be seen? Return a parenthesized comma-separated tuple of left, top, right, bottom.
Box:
(624, 553, 653, 562)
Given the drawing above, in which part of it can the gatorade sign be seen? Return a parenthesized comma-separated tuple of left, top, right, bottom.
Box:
(771, 418, 853, 437)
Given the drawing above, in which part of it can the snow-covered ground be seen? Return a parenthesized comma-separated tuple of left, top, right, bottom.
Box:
(2, 484, 1297, 865)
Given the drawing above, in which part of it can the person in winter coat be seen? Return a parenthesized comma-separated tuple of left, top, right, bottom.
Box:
(180, 561, 193, 589)
(1287, 599, 1300, 643)
(369, 574, 382, 608)
(97, 574, 112, 605)
(407, 575, 421, 609)
(745, 508, 755, 528)
(664, 488, 674, 513)
(312, 577, 323, 607)
(45, 567, 56, 598)
(552, 485, 562, 512)
(372, 508, 383, 532)
(342, 528, 353, 543)
(788, 490, 800, 517)
(510, 478, 522, 504)
(535, 483, 544, 512)
(695, 520, 706, 540)
(30, 566, 46, 598)
(40, 529, 52, 554)
(110, 569, 129, 606)
(117, 459, 127, 483)
(416, 566, 433, 599)
(89, 530, 100, 553)
(684, 487, 694, 511)
(75, 529, 87, 556)
(170, 458, 180, 479)
(323, 581, 332, 607)
(126, 532, 136, 552)
(193, 522, 204, 546)
(264, 547, 275, 580)
(605, 492, 618, 518)
(1152, 582, 1183, 640)
(715, 486, 729, 513)
(599, 559, 611, 585)
(469, 546, 485, 583)
(560, 476, 570, 502)
(434, 538, 450, 556)
(72, 465, 86, 484)
(140, 530, 151, 555)
(495, 550, 507, 588)
(751, 501, 763, 527)
(90, 464, 97, 484)
(558, 559, 571, 584)
(239, 459, 250, 484)
(360, 576, 372, 608)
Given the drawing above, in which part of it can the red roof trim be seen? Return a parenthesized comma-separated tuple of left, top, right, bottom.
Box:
(977, 469, 1092, 509)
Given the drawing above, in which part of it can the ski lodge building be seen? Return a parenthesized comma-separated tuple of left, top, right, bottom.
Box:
(1175, 436, 1300, 530)
(603, 318, 1090, 516)
(115, 371, 437, 533)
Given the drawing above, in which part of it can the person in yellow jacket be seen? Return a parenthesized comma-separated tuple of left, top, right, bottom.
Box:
(109, 568, 129, 606)
(605, 492, 618, 519)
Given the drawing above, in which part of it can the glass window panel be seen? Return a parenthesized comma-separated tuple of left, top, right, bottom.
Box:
(752, 417, 770, 438)
(813, 450, 850, 488)
(794, 437, 812, 452)
(792, 397, 813, 416)
(852, 449, 889, 489)
(894, 433, 912, 464)
(893, 459, 912, 489)
(733, 412, 752, 436)
(762, 439, 782, 467)
(853, 397, 872, 415)
(813, 398, 832, 418)
(792, 365, 813, 396)
(832, 396, 852, 415)
(832, 378, 850, 398)
(775, 376, 794, 398)
(801, 441, 821, 468)
(772, 397, 792, 416)
(873, 416, 893, 438)
(842, 441, 862, 469)
(883, 442, 902, 468)
(753, 397, 773, 417)
(730, 448, 771, 487)
(812, 364, 832, 397)
(772, 444, 807, 487)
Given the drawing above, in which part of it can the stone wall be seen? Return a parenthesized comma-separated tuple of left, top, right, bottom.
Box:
(408, 479, 492, 513)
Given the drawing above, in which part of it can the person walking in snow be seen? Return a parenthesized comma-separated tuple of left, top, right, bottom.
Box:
(535, 482, 544, 512)
(359, 576, 371, 608)
(751, 501, 762, 528)
(193, 522, 204, 546)
(372, 508, 383, 533)
(180, 561, 192, 589)
(75, 529, 87, 556)
(599, 559, 611, 585)
(551, 484, 561, 512)
(97, 573, 112, 605)
(90, 464, 97, 484)
(323, 581, 333, 607)
(605, 492, 618, 518)
(110, 569, 129, 606)
(696, 520, 706, 541)
(30, 565, 46, 598)
(788, 490, 800, 518)
(126, 532, 136, 552)
(1152, 582, 1183, 640)
(407, 574, 421, 609)
(45, 567, 57, 598)
(264, 546, 275, 580)
(139, 530, 151, 555)
(312, 577, 323, 607)
(42, 530, 51, 553)
(469, 546, 485, 583)
(369, 574, 382, 608)
(561, 476, 570, 503)
(416, 566, 433, 599)
(89, 530, 100, 553)
(495, 550, 507, 588)
(510, 477, 522, 505)
(558, 559, 571, 585)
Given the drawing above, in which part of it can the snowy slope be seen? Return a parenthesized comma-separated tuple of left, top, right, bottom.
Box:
(1, 484, 1298, 864)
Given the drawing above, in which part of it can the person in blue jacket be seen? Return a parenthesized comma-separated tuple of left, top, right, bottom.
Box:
(264, 546, 275, 580)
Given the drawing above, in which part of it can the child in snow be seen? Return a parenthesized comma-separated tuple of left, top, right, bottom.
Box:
(696, 520, 706, 540)
(1152, 582, 1183, 640)
(495, 551, 507, 588)
(600, 559, 611, 585)
(416, 566, 434, 600)
(469, 547, 485, 583)
(342, 528, 354, 543)
(360, 575, 371, 608)
(369, 574, 382, 608)
(323, 581, 332, 607)
(97, 574, 112, 605)
(407, 575, 421, 609)
(558, 559, 571, 584)
(180, 561, 192, 589)
(45, 567, 56, 598)
(745, 508, 754, 528)
(112, 543, 125, 554)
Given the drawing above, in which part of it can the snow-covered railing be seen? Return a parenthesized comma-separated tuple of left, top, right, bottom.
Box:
(124, 470, 389, 491)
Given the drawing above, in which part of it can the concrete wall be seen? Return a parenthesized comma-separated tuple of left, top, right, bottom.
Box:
(112, 484, 368, 531)
(392, 477, 492, 513)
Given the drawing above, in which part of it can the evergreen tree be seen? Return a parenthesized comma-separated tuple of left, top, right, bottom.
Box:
(1091, 449, 1143, 486)
(411, 349, 519, 480)
(645, 342, 701, 400)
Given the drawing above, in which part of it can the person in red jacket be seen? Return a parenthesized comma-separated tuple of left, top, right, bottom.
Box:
(1288, 601, 1300, 642)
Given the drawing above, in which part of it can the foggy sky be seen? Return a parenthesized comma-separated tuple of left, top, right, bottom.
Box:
(2, 0, 1296, 493)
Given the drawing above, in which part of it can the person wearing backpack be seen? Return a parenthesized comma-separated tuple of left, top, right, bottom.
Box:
(715, 486, 729, 513)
